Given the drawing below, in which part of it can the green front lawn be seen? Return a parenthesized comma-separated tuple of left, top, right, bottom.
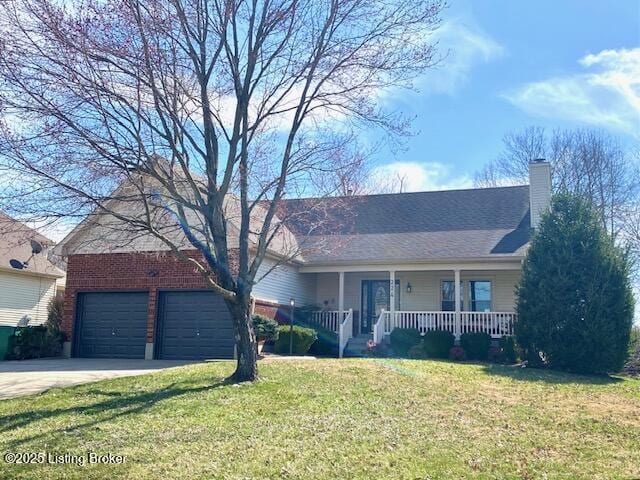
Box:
(1, 359, 638, 479)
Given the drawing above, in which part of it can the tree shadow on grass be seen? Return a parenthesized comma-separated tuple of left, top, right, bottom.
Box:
(481, 363, 623, 385)
(0, 378, 233, 447)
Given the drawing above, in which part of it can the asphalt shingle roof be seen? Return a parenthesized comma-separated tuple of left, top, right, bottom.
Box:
(278, 185, 531, 264)
(57, 179, 532, 266)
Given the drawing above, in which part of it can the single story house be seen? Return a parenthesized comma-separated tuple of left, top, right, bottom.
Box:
(0, 212, 65, 327)
(55, 160, 551, 359)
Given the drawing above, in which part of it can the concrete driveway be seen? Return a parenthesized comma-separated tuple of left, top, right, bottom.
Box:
(0, 358, 195, 400)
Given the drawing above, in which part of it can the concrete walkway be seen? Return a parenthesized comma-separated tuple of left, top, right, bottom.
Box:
(0, 358, 195, 400)
(259, 353, 318, 360)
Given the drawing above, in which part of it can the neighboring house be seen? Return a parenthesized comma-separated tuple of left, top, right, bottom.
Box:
(0, 212, 66, 327)
(55, 160, 551, 359)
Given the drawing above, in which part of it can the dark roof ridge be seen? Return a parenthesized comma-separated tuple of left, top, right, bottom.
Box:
(282, 184, 529, 202)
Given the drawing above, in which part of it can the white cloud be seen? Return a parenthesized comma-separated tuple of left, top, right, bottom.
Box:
(369, 161, 473, 193)
(505, 48, 640, 136)
(38, 222, 75, 243)
(418, 20, 505, 95)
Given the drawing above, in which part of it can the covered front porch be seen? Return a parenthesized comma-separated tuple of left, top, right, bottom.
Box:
(301, 262, 521, 357)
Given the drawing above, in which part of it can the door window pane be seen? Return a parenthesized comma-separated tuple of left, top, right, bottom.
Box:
(373, 283, 388, 317)
(470, 281, 491, 312)
(441, 281, 463, 311)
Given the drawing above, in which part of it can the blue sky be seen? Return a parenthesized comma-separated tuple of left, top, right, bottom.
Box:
(17, 0, 639, 241)
(371, 0, 640, 190)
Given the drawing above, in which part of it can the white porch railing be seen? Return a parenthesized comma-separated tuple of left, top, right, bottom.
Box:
(460, 312, 515, 337)
(382, 311, 516, 338)
(388, 311, 457, 334)
(311, 310, 348, 332)
(338, 309, 354, 358)
(373, 309, 386, 345)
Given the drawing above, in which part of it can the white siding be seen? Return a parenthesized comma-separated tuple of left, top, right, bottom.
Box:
(314, 270, 520, 313)
(252, 257, 316, 306)
(488, 270, 521, 311)
(0, 271, 57, 327)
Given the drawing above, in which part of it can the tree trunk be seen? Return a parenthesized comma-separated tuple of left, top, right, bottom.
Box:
(227, 298, 258, 382)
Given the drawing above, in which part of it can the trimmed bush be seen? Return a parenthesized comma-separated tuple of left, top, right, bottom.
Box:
(408, 342, 429, 359)
(274, 325, 317, 355)
(449, 345, 465, 361)
(307, 322, 338, 357)
(6, 326, 65, 360)
(460, 332, 491, 361)
(423, 330, 454, 359)
(516, 194, 634, 374)
(46, 296, 64, 333)
(390, 328, 421, 356)
(487, 346, 503, 363)
(294, 305, 338, 356)
(252, 315, 279, 342)
(499, 336, 519, 364)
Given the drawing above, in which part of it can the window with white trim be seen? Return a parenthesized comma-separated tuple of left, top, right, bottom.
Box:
(469, 280, 491, 312)
(441, 280, 463, 311)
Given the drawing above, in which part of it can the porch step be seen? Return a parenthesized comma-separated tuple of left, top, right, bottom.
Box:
(343, 334, 373, 357)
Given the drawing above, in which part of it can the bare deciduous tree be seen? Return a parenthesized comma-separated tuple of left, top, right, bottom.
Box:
(474, 126, 546, 187)
(474, 127, 640, 242)
(0, 0, 443, 381)
(327, 160, 413, 196)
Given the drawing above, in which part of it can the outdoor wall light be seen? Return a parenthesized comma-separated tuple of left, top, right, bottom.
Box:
(406, 282, 412, 293)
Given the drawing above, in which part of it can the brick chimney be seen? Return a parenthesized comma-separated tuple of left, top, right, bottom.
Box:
(529, 159, 552, 229)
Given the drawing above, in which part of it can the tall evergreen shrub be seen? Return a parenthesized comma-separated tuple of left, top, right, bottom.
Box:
(516, 193, 634, 374)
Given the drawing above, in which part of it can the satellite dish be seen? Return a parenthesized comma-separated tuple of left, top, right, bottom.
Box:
(9, 259, 25, 270)
(30, 240, 43, 254)
(9, 239, 44, 271)
(17, 315, 31, 327)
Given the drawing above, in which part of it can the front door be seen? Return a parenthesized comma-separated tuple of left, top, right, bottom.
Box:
(361, 280, 400, 333)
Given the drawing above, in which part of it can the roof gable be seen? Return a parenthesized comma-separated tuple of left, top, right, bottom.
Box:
(55, 176, 302, 261)
(0, 211, 65, 277)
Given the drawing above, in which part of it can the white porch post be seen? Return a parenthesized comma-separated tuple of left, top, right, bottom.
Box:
(454, 269, 461, 340)
(338, 271, 345, 320)
(389, 270, 396, 330)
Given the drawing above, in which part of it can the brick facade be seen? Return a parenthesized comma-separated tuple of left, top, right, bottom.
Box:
(62, 251, 238, 345)
(253, 298, 292, 325)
